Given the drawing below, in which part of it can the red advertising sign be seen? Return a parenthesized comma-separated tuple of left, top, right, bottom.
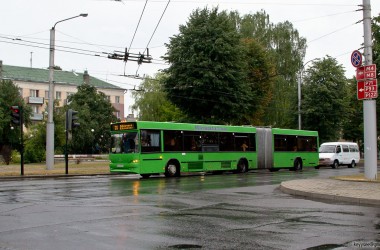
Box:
(357, 79, 378, 100)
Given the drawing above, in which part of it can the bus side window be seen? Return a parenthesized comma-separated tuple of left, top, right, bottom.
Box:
(336, 145, 341, 153)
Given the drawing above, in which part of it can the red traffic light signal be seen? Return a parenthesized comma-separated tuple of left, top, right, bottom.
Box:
(10, 106, 21, 125)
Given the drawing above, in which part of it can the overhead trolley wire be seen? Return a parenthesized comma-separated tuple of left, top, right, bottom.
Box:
(135, 0, 171, 76)
(124, 0, 149, 75)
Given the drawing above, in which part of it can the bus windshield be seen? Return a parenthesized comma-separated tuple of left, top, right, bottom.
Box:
(110, 132, 139, 154)
(319, 145, 335, 153)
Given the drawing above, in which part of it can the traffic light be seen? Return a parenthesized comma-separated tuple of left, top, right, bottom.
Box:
(10, 106, 21, 125)
(66, 109, 80, 131)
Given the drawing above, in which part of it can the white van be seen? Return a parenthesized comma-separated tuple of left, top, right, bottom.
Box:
(318, 142, 360, 168)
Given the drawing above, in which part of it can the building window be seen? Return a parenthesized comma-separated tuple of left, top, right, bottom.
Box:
(115, 111, 120, 118)
(56, 91, 61, 100)
(32, 106, 39, 114)
(45, 90, 49, 100)
(19, 88, 23, 97)
(106, 96, 111, 101)
(30, 89, 39, 97)
(115, 96, 120, 103)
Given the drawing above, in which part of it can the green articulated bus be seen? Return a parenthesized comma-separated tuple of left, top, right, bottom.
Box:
(109, 121, 319, 178)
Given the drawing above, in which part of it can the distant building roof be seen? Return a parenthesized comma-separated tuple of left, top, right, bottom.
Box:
(1, 64, 122, 90)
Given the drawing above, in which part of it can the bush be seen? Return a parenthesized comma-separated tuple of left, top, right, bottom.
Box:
(24, 143, 45, 163)
(11, 150, 21, 163)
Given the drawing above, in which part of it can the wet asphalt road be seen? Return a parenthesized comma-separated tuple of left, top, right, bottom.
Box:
(0, 167, 379, 250)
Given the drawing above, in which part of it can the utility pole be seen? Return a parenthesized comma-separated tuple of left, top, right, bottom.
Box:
(362, 0, 378, 180)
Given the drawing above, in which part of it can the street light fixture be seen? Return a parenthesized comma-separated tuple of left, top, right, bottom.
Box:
(46, 14, 88, 170)
(297, 58, 319, 130)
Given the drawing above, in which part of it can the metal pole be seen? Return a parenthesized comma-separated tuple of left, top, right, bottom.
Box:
(298, 73, 301, 130)
(65, 120, 69, 175)
(362, 0, 378, 180)
(45, 14, 88, 171)
(298, 58, 319, 130)
(46, 27, 55, 170)
(20, 106, 24, 176)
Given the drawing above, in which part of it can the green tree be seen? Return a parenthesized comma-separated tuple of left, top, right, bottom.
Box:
(163, 7, 252, 125)
(0, 80, 32, 164)
(23, 99, 66, 163)
(67, 84, 117, 154)
(301, 56, 348, 143)
(341, 77, 363, 143)
(372, 15, 380, 139)
(241, 38, 275, 125)
(237, 11, 307, 127)
(131, 73, 184, 121)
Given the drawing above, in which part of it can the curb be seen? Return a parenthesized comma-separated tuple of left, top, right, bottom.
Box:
(280, 179, 380, 206)
(0, 173, 113, 180)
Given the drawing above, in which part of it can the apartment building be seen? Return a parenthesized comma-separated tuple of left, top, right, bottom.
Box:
(0, 61, 125, 122)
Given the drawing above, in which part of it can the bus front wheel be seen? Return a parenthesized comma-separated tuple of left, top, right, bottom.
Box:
(236, 159, 248, 173)
(165, 161, 180, 177)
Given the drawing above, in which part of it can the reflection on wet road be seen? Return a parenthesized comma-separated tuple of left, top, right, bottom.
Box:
(0, 167, 378, 250)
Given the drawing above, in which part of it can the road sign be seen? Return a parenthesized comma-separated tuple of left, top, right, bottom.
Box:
(351, 50, 362, 67)
(357, 79, 378, 100)
(364, 64, 376, 79)
(356, 64, 377, 80)
(356, 66, 365, 80)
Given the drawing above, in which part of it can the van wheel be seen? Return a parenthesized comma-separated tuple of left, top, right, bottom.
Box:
(348, 160, 355, 168)
(332, 160, 339, 169)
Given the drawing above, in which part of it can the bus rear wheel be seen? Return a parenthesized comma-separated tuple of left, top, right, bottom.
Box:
(292, 159, 302, 171)
(165, 161, 180, 177)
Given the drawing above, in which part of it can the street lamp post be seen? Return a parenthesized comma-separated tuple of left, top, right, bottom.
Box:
(297, 58, 319, 130)
(46, 14, 88, 170)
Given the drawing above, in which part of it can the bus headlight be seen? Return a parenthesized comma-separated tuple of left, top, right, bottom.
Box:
(132, 159, 139, 163)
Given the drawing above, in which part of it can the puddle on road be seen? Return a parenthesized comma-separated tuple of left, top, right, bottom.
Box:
(169, 244, 202, 249)
(305, 244, 343, 250)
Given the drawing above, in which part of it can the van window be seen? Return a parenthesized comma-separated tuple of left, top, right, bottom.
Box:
(342, 145, 349, 153)
(336, 145, 341, 153)
(349, 145, 359, 152)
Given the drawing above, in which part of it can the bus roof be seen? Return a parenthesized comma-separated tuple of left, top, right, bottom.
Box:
(111, 121, 257, 133)
(111, 121, 319, 136)
(272, 128, 318, 136)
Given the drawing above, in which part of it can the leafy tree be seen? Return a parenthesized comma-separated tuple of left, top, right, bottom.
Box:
(237, 11, 307, 127)
(372, 15, 380, 139)
(341, 77, 363, 143)
(0, 80, 32, 164)
(23, 99, 66, 163)
(301, 56, 348, 143)
(131, 73, 184, 121)
(241, 38, 275, 125)
(163, 7, 252, 125)
(67, 84, 117, 154)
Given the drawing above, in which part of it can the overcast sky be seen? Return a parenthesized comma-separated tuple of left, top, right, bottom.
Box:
(1, 0, 379, 115)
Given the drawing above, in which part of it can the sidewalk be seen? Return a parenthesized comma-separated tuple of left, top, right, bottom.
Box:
(280, 175, 380, 206)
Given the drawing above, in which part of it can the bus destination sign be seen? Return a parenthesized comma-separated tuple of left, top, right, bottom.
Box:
(111, 122, 137, 131)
